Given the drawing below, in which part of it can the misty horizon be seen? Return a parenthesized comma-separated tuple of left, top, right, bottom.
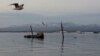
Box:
(0, 12, 100, 28)
(0, 22, 100, 33)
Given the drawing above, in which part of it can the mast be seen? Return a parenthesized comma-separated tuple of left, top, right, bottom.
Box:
(60, 22, 65, 56)
(30, 25, 33, 36)
(61, 22, 64, 47)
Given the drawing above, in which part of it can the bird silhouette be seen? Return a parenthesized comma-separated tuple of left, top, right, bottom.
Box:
(10, 3, 24, 10)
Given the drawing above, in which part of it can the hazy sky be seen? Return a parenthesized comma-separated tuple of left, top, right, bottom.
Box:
(0, 0, 100, 27)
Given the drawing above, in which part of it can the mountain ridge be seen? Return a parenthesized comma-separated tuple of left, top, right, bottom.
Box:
(0, 23, 100, 32)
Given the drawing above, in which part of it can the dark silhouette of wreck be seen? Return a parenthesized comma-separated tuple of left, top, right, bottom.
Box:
(24, 32, 44, 39)
(24, 25, 44, 39)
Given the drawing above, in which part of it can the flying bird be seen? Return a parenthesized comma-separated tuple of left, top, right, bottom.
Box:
(10, 3, 24, 10)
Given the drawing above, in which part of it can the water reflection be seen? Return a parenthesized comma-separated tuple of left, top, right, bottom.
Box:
(60, 43, 64, 56)
(60, 34, 64, 56)
(30, 38, 44, 48)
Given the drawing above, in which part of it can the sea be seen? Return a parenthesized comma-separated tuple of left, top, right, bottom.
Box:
(0, 32, 100, 56)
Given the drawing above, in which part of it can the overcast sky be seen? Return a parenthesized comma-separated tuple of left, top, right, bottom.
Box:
(0, 0, 100, 27)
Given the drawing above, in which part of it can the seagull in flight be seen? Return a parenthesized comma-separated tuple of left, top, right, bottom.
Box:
(10, 3, 24, 10)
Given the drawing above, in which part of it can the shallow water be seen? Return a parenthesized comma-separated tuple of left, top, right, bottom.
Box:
(0, 32, 100, 56)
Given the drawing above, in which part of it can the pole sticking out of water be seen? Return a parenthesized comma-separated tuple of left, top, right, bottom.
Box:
(60, 22, 64, 56)
(30, 25, 34, 48)
(30, 25, 33, 36)
(61, 22, 64, 46)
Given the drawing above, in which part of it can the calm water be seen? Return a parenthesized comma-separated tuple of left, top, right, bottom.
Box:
(0, 32, 100, 56)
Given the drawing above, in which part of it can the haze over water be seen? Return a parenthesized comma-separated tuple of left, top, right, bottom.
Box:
(0, 32, 100, 56)
(0, 1, 100, 56)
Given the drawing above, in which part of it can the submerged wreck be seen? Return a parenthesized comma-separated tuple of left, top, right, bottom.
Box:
(24, 25, 44, 39)
(24, 32, 44, 39)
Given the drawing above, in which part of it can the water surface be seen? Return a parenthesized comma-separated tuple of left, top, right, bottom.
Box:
(0, 32, 100, 56)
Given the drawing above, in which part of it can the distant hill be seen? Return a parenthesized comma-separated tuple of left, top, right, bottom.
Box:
(0, 23, 100, 32)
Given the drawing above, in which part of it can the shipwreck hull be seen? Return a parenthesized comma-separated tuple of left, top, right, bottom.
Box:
(24, 32, 44, 39)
